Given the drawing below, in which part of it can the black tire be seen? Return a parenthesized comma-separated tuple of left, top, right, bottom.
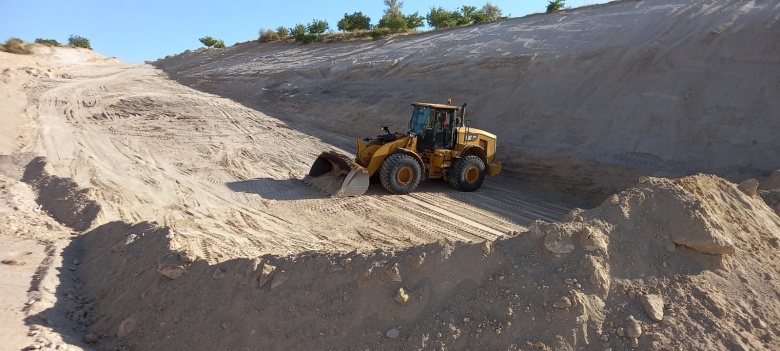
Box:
(449, 155, 486, 192)
(380, 153, 422, 195)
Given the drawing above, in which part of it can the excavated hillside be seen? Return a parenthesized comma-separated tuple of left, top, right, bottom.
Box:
(2, 0, 780, 350)
(155, 0, 780, 201)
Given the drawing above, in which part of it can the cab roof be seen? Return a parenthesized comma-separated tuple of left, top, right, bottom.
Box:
(411, 102, 462, 110)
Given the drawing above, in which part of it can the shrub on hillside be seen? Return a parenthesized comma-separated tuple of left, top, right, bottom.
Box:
(481, 2, 506, 22)
(307, 19, 329, 35)
(370, 28, 390, 39)
(427, 3, 508, 29)
(378, 14, 408, 31)
(378, 0, 409, 31)
(301, 34, 321, 44)
(426, 6, 457, 29)
(3, 38, 33, 54)
(35, 38, 61, 46)
(405, 12, 425, 29)
(198, 36, 225, 48)
(547, 0, 566, 13)
(68, 35, 91, 49)
(338, 12, 371, 31)
(289, 20, 328, 44)
(276, 26, 290, 38)
(258, 29, 281, 42)
(455, 5, 478, 26)
(290, 24, 307, 42)
(199, 36, 219, 47)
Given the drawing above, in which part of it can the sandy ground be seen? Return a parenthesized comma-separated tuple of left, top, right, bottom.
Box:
(1, 0, 779, 349)
(0, 239, 45, 349)
(4, 48, 573, 263)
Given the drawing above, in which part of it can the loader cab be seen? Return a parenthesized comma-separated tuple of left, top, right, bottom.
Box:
(408, 103, 462, 151)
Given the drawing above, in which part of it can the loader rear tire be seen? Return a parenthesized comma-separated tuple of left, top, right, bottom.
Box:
(449, 155, 485, 192)
(380, 153, 422, 195)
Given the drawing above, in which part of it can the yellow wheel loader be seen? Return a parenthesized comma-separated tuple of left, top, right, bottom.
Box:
(305, 102, 502, 196)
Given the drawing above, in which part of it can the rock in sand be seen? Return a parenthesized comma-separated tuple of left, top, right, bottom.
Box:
(117, 315, 138, 339)
(630, 337, 639, 348)
(258, 263, 276, 288)
(553, 296, 572, 309)
(544, 229, 576, 255)
(625, 315, 643, 338)
(580, 226, 608, 252)
(157, 252, 188, 279)
(386, 327, 400, 339)
(179, 250, 197, 263)
(738, 179, 759, 196)
(83, 333, 98, 344)
(385, 264, 402, 282)
(157, 264, 187, 280)
(112, 234, 138, 253)
(640, 294, 665, 322)
(394, 288, 410, 305)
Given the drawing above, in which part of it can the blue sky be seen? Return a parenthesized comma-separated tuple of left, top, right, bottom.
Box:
(1, 0, 601, 63)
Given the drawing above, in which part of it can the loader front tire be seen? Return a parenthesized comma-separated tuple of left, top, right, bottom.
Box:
(380, 153, 421, 195)
(449, 155, 486, 192)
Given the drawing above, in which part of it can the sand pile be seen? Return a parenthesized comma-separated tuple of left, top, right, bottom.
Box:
(50, 174, 777, 350)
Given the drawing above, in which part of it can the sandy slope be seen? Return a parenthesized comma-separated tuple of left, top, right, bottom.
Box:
(154, 0, 780, 200)
(6, 46, 573, 262)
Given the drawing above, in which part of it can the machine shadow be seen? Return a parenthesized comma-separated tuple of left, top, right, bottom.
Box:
(226, 178, 328, 201)
(226, 177, 424, 200)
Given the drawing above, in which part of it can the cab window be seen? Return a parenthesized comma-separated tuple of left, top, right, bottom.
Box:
(409, 106, 432, 134)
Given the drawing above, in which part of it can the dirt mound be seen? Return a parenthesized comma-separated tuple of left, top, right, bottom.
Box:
(61, 174, 779, 350)
(22, 157, 101, 231)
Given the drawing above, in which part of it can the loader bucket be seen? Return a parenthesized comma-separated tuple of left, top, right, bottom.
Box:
(304, 151, 369, 197)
